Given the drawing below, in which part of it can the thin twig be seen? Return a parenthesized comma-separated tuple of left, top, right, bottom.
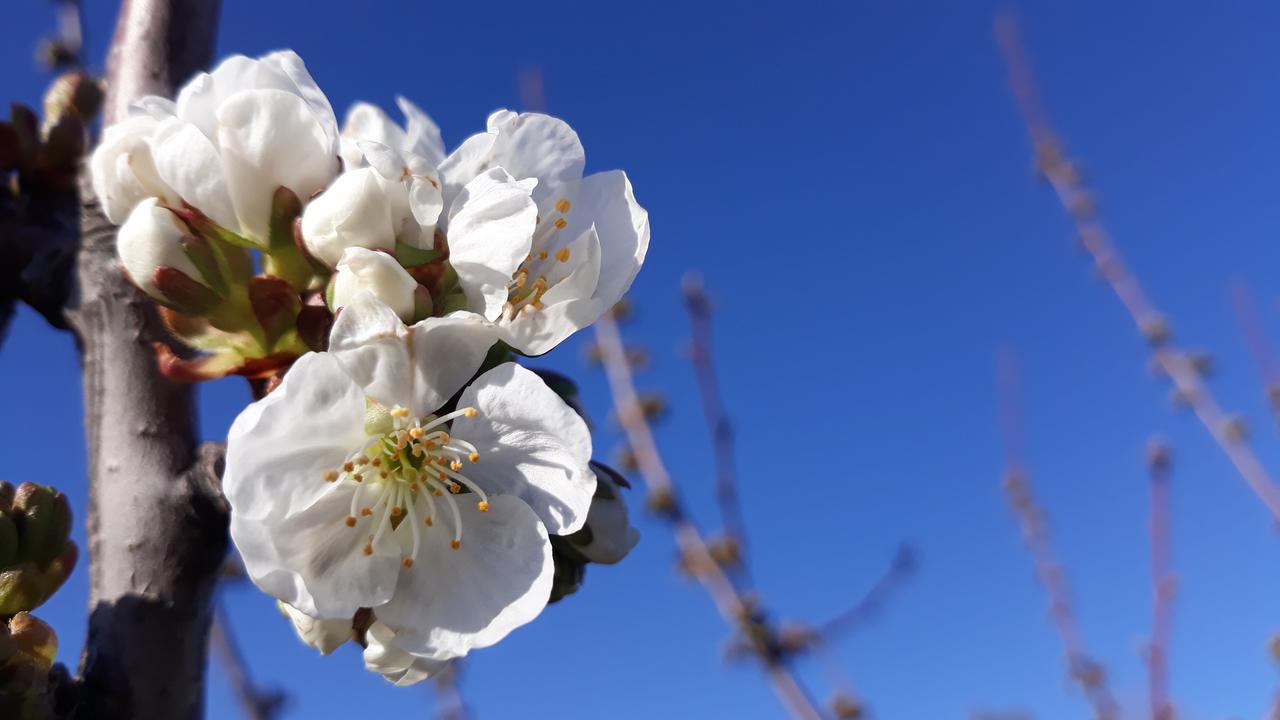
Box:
(431, 660, 466, 720)
(1230, 282, 1280, 428)
(995, 14, 1280, 522)
(209, 601, 285, 720)
(594, 310, 825, 720)
(812, 544, 915, 640)
(997, 349, 1118, 719)
(682, 274, 753, 585)
(1145, 440, 1175, 720)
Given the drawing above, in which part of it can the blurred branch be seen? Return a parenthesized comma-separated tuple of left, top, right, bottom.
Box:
(811, 544, 915, 641)
(997, 350, 1118, 719)
(431, 661, 466, 720)
(1230, 282, 1280, 428)
(209, 601, 285, 720)
(38, 0, 85, 70)
(682, 274, 753, 586)
(1145, 440, 1175, 720)
(995, 14, 1280, 522)
(594, 310, 826, 720)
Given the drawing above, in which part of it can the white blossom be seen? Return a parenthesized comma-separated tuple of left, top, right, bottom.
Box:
(88, 114, 177, 224)
(116, 197, 204, 299)
(92, 50, 341, 242)
(331, 248, 419, 322)
(363, 621, 449, 686)
(223, 293, 595, 662)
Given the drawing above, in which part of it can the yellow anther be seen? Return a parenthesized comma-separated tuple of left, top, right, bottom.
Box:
(344, 516, 357, 527)
(390, 406, 410, 418)
(360, 508, 373, 517)
(555, 246, 571, 262)
(323, 470, 339, 482)
(343, 462, 355, 472)
(449, 483, 461, 494)
(433, 488, 442, 496)
(425, 440, 437, 450)
(439, 432, 451, 444)
(555, 198, 571, 213)
(450, 460, 463, 471)
(379, 471, 389, 479)
(371, 458, 382, 467)
(390, 506, 403, 518)
(409, 427, 424, 439)
(450, 540, 461, 550)
(352, 473, 363, 482)
(477, 501, 489, 513)
(425, 516, 434, 527)
(362, 543, 373, 556)
(464, 407, 479, 418)
(356, 455, 369, 465)
(403, 558, 414, 568)
(538, 250, 549, 261)
(468, 452, 480, 463)
(410, 483, 420, 493)
(553, 218, 567, 230)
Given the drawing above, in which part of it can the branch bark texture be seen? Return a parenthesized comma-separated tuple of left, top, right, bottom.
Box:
(66, 1, 225, 717)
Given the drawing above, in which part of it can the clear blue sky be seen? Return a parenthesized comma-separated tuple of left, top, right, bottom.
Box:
(4, 2, 1280, 717)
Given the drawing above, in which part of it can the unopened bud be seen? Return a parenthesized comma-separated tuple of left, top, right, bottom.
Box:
(118, 198, 221, 312)
(300, 167, 398, 266)
(13, 484, 70, 567)
(331, 248, 419, 322)
(6, 613, 56, 670)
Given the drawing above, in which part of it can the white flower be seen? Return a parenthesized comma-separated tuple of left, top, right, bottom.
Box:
(440, 110, 650, 355)
(570, 463, 640, 565)
(301, 143, 443, 266)
(363, 621, 448, 686)
(278, 601, 350, 655)
(106, 50, 340, 241)
(224, 293, 595, 661)
(116, 197, 205, 300)
(88, 114, 178, 224)
(331, 248, 419, 322)
(340, 97, 445, 171)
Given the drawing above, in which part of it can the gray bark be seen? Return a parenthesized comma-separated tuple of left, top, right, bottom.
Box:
(65, 1, 226, 717)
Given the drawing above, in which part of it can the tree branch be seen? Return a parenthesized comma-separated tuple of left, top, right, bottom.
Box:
(1145, 440, 1175, 720)
(995, 14, 1280, 522)
(67, 2, 226, 717)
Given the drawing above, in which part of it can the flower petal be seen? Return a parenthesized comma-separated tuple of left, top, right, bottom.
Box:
(396, 96, 445, 168)
(374, 495, 553, 659)
(405, 312, 498, 416)
(224, 351, 368, 523)
(439, 110, 585, 208)
(363, 621, 449, 686)
(451, 363, 595, 534)
(447, 168, 538, 320)
(216, 88, 340, 241)
(150, 117, 238, 230)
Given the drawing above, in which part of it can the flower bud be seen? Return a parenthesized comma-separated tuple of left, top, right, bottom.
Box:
(118, 198, 221, 313)
(299, 167, 398, 266)
(331, 248, 418, 322)
(89, 115, 176, 224)
(5, 614, 56, 671)
(567, 462, 639, 565)
(12, 484, 71, 568)
(276, 602, 350, 655)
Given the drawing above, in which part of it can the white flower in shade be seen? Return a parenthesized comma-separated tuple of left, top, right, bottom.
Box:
(116, 197, 205, 300)
(88, 114, 177, 224)
(278, 601, 351, 655)
(340, 97, 445, 171)
(569, 463, 640, 565)
(439, 110, 650, 355)
(109, 50, 339, 241)
(331, 248, 419, 322)
(301, 142, 443, 266)
(363, 621, 448, 686)
(223, 293, 595, 661)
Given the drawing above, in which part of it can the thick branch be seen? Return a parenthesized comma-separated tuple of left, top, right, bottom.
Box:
(67, 2, 225, 717)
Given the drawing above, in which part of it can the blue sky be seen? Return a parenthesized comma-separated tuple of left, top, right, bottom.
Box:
(4, 1, 1280, 717)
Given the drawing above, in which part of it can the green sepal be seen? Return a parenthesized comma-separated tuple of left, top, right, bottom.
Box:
(262, 186, 316, 289)
(180, 235, 227, 297)
(394, 240, 442, 268)
(153, 267, 221, 316)
(248, 276, 302, 353)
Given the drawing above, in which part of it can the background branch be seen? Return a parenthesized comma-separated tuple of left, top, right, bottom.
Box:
(995, 14, 1280, 522)
(1145, 440, 1175, 720)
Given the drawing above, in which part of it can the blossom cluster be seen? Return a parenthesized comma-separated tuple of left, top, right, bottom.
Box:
(89, 51, 647, 684)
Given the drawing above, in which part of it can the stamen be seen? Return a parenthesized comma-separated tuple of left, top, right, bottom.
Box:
(553, 218, 567, 230)
(345, 516, 357, 527)
(323, 470, 339, 482)
(555, 198, 571, 213)
(555, 246, 570, 262)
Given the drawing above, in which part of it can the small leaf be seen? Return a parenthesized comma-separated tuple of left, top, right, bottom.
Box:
(153, 267, 221, 315)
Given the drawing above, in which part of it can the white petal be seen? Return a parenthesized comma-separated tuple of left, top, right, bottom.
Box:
(332, 248, 419, 322)
(89, 115, 174, 224)
(374, 495, 553, 659)
(404, 312, 498, 416)
(279, 602, 351, 655)
(396, 96, 445, 168)
(437, 131, 497, 218)
(342, 104, 406, 165)
(223, 351, 368, 523)
(363, 622, 449, 686)
(263, 50, 340, 150)
(502, 225, 603, 356)
(329, 288, 405, 349)
(572, 467, 639, 565)
(299, 167, 397, 266)
(116, 197, 201, 297)
(483, 110, 585, 202)
(150, 117, 238, 230)
(447, 168, 538, 320)
(451, 363, 595, 534)
(216, 88, 340, 241)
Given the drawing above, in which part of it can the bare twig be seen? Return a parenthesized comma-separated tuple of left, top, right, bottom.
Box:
(594, 311, 825, 720)
(997, 350, 1118, 719)
(812, 544, 915, 641)
(39, 0, 85, 70)
(995, 14, 1280, 522)
(682, 274, 752, 585)
(1230, 282, 1280, 427)
(1145, 440, 1175, 720)
(431, 661, 466, 720)
(210, 602, 285, 720)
